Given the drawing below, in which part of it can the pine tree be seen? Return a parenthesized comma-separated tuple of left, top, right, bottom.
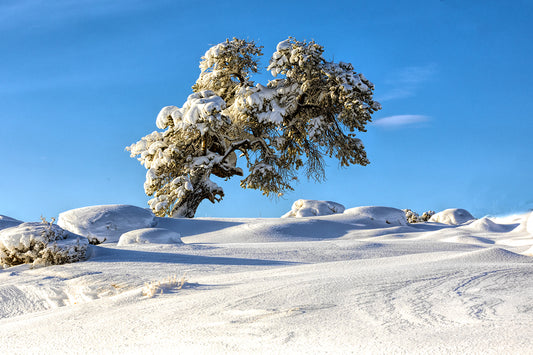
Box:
(128, 38, 381, 217)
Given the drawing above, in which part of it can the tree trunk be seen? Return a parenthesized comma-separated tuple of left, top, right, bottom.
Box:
(171, 178, 224, 218)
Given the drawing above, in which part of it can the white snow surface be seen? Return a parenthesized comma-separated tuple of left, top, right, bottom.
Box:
(1, 205, 533, 353)
(0, 215, 22, 230)
(282, 199, 346, 218)
(527, 211, 533, 235)
(57, 204, 156, 243)
(429, 208, 476, 225)
(117, 228, 182, 246)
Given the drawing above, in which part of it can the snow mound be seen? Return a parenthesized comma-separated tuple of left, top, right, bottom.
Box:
(0, 215, 23, 230)
(457, 247, 533, 263)
(464, 217, 518, 233)
(118, 228, 182, 246)
(343, 206, 408, 226)
(527, 212, 533, 235)
(58, 205, 157, 243)
(0, 222, 89, 267)
(523, 245, 533, 256)
(429, 208, 475, 225)
(282, 199, 345, 218)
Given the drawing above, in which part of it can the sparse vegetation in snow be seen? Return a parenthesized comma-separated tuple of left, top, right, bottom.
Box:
(402, 209, 436, 223)
(0, 218, 89, 268)
(142, 275, 187, 298)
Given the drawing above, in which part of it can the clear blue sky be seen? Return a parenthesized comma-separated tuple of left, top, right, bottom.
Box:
(1, 0, 532, 221)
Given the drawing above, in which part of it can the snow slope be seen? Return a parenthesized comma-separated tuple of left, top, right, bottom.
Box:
(0, 206, 532, 354)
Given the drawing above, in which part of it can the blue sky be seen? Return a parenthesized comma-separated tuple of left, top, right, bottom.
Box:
(1, 0, 532, 221)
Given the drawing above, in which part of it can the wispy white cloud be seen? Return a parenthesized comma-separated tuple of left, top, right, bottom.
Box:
(372, 115, 430, 127)
(376, 64, 437, 102)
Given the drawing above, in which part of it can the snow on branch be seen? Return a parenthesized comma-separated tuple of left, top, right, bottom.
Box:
(128, 37, 381, 217)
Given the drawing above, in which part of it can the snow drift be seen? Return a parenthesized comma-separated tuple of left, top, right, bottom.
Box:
(342, 206, 408, 226)
(117, 228, 182, 246)
(464, 217, 518, 233)
(528, 211, 533, 235)
(282, 199, 345, 218)
(1, 204, 532, 354)
(429, 208, 475, 225)
(58, 205, 157, 243)
(0, 215, 23, 230)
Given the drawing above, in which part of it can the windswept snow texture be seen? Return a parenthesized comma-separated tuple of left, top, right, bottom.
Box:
(0, 215, 22, 230)
(117, 228, 182, 246)
(429, 208, 475, 225)
(282, 199, 345, 218)
(58, 205, 156, 243)
(0, 205, 532, 353)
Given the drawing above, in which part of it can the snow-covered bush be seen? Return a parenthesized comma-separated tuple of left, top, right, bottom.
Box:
(429, 208, 475, 225)
(402, 209, 435, 223)
(282, 199, 345, 218)
(419, 210, 435, 222)
(0, 221, 89, 268)
(402, 209, 419, 223)
(0, 215, 23, 230)
(58, 205, 157, 244)
(128, 37, 381, 218)
(118, 228, 182, 246)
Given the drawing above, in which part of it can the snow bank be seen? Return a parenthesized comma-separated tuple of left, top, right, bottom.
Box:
(1, 208, 533, 353)
(117, 228, 182, 246)
(343, 206, 408, 226)
(58, 205, 157, 243)
(0, 222, 88, 267)
(429, 208, 475, 225)
(464, 217, 518, 233)
(527, 211, 533, 235)
(0, 215, 23, 230)
(521, 245, 533, 256)
(282, 199, 345, 218)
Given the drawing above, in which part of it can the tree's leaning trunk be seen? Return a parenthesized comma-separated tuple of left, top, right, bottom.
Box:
(171, 178, 224, 218)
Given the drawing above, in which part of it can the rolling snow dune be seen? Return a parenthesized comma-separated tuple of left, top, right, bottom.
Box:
(0, 206, 532, 353)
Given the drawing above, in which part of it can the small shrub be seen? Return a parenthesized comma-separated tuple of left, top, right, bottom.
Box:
(403, 209, 435, 223)
(142, 275, 187, 298)
(403, 209, 420, 223)
(419, 210, 435, 222)
(0, 218, 89, 268)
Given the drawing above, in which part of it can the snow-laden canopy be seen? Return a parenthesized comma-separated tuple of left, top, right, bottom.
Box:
(128, 37, 381, 218)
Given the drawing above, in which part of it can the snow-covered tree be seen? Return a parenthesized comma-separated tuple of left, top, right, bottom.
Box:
(128, 38, 381, 218)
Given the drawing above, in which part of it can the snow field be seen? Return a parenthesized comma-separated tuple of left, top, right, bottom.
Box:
(0, 204, 532, 353)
